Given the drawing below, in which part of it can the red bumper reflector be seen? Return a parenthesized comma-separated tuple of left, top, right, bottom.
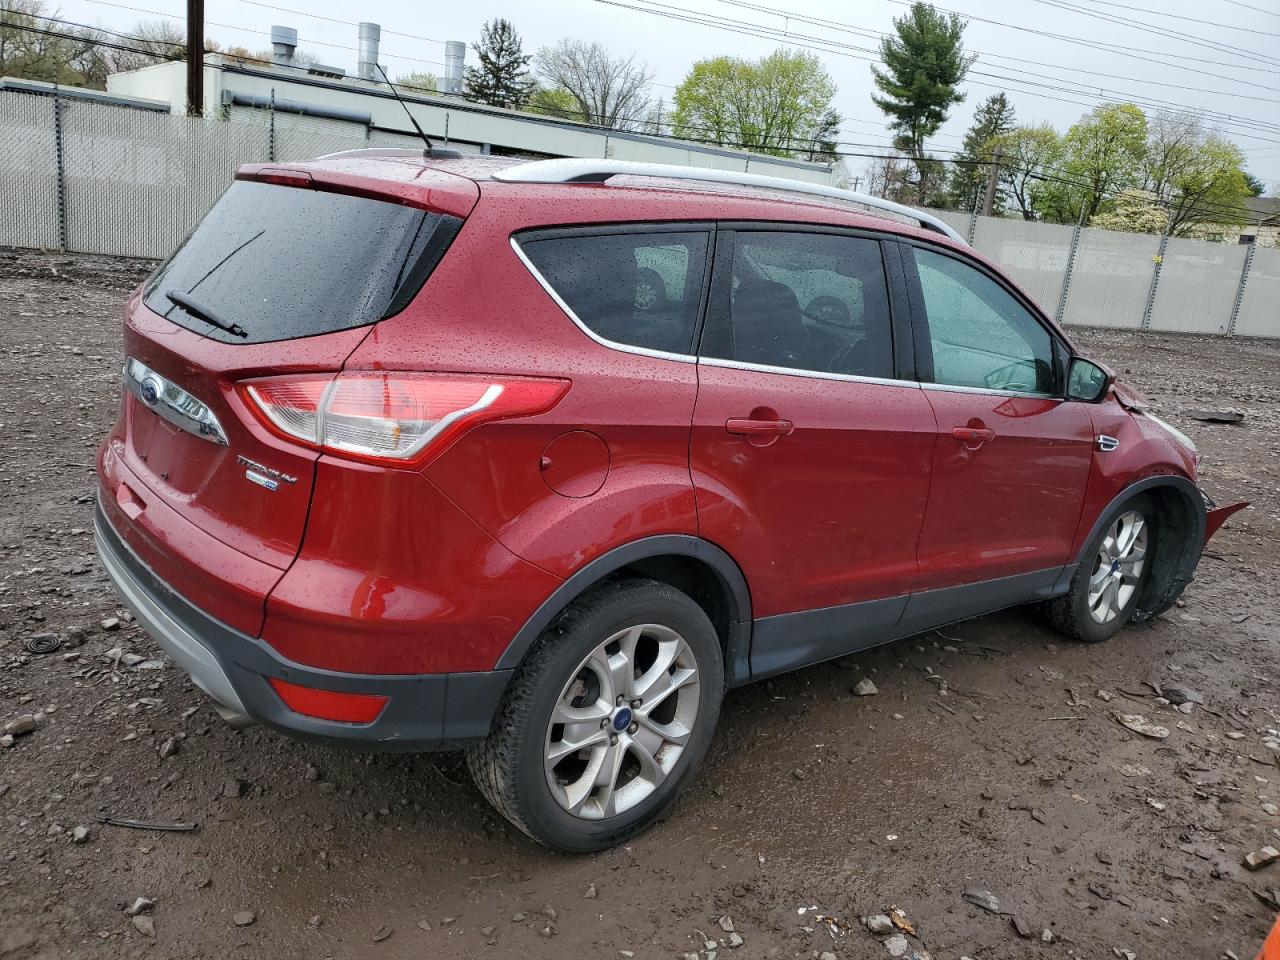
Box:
(268, 678, 388, 724)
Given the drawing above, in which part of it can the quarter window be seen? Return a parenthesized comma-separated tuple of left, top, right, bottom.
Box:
(702, 231, 895, 379)
(520, 231, 710, 354)
(911, 247, 1056, 395)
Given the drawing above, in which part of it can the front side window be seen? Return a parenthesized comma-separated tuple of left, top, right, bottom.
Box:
(520, 230, 710, 354)
(702, 231, 895, 379)
(911, 247, 1056, 395)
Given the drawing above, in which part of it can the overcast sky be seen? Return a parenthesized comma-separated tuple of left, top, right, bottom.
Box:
(60, 0, 1280, 187)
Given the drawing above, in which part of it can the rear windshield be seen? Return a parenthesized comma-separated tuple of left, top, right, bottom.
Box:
(143, 181, 459, 344)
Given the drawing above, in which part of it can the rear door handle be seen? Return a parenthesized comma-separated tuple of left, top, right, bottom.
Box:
(951, 426, 995, 444)
(726, 417, 794, 437)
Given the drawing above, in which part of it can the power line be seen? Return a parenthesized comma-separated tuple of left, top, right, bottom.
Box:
(227, 0, 447, 46)
(1221, 0, 1280, 16)
(713, 0, 1280, 98)
(73, 0, 447, 68)
(1027, 0, 1280, 70)
(3, 13, 1268, 223)
(1066, 0, 1280, 38)
(598, 0, 1280, 146)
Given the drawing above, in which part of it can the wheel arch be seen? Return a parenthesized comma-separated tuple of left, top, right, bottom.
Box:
(1069, 474, 1207, 621)
(494, 535, 754, 685)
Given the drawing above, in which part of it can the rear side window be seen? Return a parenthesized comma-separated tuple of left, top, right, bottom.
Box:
(143, 181, 460, 345)
(519, 230, 710, 354)
(701, 231, 895, 379)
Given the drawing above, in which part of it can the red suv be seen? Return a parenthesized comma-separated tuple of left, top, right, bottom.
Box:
(96, 152, 1244, 851)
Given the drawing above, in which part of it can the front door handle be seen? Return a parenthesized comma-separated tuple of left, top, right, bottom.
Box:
(726, 417, 794, 437)
(951, 426, 995, 445)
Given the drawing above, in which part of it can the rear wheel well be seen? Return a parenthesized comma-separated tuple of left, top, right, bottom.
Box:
(615, 555, 736, 656)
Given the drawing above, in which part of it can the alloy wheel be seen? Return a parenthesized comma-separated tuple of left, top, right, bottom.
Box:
(544, 624, 700, 820)
(1087, 510, 1148, 624)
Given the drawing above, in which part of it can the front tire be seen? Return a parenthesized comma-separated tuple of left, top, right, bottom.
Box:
(1045, 494, 1155, 643)
(466, 578, 724, 853)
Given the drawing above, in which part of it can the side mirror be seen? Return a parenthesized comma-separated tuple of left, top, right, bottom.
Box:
(1066, 357, 1115, 403)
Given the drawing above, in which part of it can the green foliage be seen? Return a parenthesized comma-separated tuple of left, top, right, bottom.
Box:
(1142, 113, 1251, 235)
(394, 71, 440, 95)
(1244, 172, 1266, 197)
(1035, 104, 1147, 223)
(992, 123, 1060, 221)
(872, 2, 974, 199)
(1089, 188, 1170, 234)
(671, 49, 838, 158)
(947, 93, 1015, 213)
(464, 18, 535, 109)
(525, 84, 579, 120)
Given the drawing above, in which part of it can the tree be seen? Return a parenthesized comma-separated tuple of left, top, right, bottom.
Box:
(526, 83, 579, 120)
(947, 92, 1015, 213)
(992, 123, 1060, 221)
(534, 39, 653, 129)
(105, 19, 184, 73)
(671, 49, 838, 158)
(1244, 172, 1266, 197)
(463, 18, 534, 109)
(872, 2, 974, 201)
(1090, 188, 1170, 234)
(1141, 112, 1250, 235)
(1037, 103, 1147, 224)
(395, 71, 440, 95)
(809, 108, 843, 163)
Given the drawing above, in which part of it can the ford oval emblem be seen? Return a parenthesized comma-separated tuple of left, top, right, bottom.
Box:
(139, 377, 161, 406)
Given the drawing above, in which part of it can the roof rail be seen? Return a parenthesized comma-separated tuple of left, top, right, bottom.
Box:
(492, 159, 966, 244)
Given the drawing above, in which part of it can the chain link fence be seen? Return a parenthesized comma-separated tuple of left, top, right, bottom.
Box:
(2, 91, 1278, 339)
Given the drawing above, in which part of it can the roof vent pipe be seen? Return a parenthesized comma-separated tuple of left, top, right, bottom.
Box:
(270, 25, 297, 66)
(357, 22, 380, 81)
(443, 40, 465, 94)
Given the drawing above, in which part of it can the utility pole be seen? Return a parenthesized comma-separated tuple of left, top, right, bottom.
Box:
(981, 146, 1004, 217)
(185, 0, 204, 116)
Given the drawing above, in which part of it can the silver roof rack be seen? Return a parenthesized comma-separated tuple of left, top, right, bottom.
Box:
(492, 158, 966, 245)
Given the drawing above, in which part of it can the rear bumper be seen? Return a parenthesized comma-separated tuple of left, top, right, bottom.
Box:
(95, 507, 510, 751)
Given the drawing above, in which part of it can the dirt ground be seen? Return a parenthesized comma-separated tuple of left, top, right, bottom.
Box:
(1, 248, 1277, 960)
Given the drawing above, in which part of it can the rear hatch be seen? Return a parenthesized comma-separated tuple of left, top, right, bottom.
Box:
(111, 166, 473, 631)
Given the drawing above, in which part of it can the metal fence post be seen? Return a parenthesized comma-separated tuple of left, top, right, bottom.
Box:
(966, 195, 979, 246)
(267, 90, 276, 162)
(1055, 223, 1082, 324)
(1141, 231, 1170, 331)
(1227, 242, 1257, 337)
(52, 92, 68, 252)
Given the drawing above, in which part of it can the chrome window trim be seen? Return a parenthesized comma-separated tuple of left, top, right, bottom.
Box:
(698, 355, 919, 389)
(920, 381, 1062, 402)
(509, 236, 697, 365)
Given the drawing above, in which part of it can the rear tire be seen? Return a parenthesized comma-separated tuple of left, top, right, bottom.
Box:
(1045, 494, 1155, 643)
(466, 577, 724, 853)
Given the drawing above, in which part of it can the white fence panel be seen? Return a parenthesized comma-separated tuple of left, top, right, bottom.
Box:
(1149, 238, 1247, 334)
(1062, 227, 1160, 329)
(0, 93, 59, 249)
(273, 113, 369, 162)
(1234, 246, 1280, 338)
(62, 102, 263, 258)
(972, 216, 1074, 317)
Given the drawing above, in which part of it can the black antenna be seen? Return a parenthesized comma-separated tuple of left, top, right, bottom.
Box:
(376, 63, 435, 155)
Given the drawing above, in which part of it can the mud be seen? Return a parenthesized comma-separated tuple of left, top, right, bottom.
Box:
(1, 249, 1277, 959)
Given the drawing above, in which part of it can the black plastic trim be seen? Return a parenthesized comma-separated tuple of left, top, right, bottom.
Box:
(96, 508, 508, 751)
(750, 566, 1068, 679)
(1059, 475, 1206, 619)
(496, 535, 753, 685)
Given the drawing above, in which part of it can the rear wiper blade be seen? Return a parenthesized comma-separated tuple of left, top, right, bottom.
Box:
(164, 290, 248, 339)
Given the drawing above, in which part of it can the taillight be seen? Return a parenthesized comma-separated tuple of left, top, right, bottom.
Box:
(239, 372, 569, 466)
